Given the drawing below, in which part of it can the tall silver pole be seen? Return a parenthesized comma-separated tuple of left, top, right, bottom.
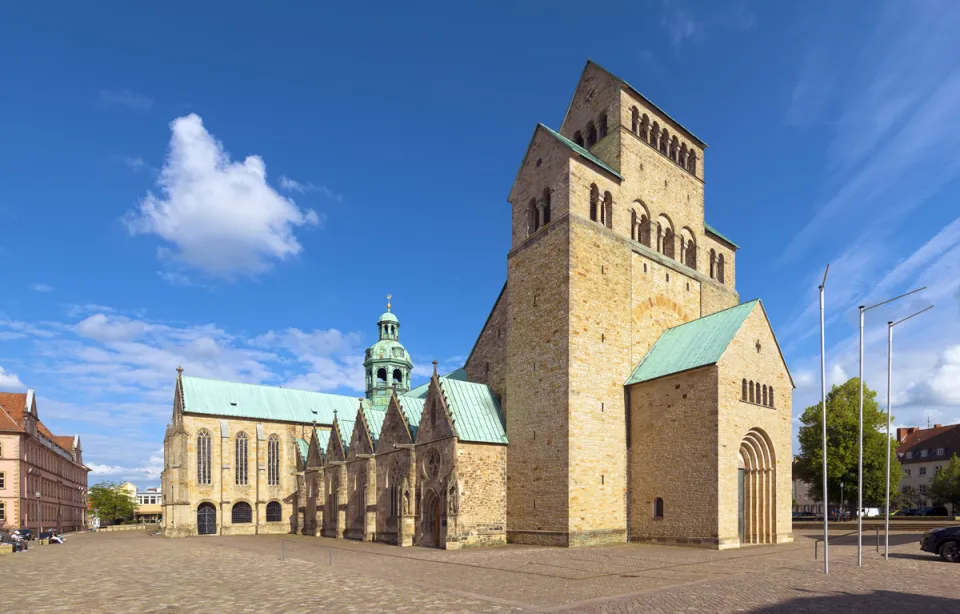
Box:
(858, 305, 865, 567)
(819, 265, 829, 574)
(885, 322, 892, 560)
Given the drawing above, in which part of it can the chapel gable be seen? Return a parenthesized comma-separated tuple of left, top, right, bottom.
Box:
(326, 418, 351, 463)
(415, 376, 456, 444)
(376, 394, 415, 453)
(558, 60, 622, 170)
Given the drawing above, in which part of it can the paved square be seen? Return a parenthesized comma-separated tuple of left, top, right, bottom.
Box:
(2, 529, 957, 612)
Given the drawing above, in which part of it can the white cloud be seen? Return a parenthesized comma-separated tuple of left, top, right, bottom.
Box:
(0, 366, 25, 390)
(88, 448, 163, 482)
(123, 114, 320, 278)
(124, 156, 149, 172)
(279, 175, 343, 202)
(30, 283, 54, 293)
(98, 89, 153, 111)
(76, 314, 150, 343)
(901, 345, 960, 407)
(157, 270, 197, 287)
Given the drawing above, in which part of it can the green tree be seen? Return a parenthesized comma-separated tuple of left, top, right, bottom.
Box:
(929, 454, 960, 514)
(88, 481, 136, 524)
(794, 378, 901, 510)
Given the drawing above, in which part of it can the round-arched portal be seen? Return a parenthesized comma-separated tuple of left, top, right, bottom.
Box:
(738, 428, 776, 545)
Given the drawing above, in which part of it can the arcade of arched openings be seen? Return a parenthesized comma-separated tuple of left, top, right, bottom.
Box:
(573, 112, 609, 149)
(630, 106, 698, 175)
(527, 188, 552, 236)
(588, 184, 613, 229)
(742, 379, 775, 408)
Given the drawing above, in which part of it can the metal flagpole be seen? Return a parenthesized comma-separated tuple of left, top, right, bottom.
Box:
(884, 305, 934, 560)
(857, 286, 925, 567)
(820, 265, 830, 574)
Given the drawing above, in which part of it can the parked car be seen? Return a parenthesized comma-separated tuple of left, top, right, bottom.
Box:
(857, 508, 881, 518)
(924, 506, 950, 517)
(920, 526, 960, 563)
(15, 528, 33, 541)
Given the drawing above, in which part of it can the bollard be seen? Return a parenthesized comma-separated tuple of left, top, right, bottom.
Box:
(876, 526, 879, 553)
(815, 540, 818, 560)
(329, 549, 332, 566)
(282, 540, 285, 561)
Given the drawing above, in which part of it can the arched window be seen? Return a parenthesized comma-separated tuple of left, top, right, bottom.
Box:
(710, 250, 716, 279)
(718, 254, 726, 284)
(603, 191, 613, 229)
(742, 379, 748, 401)
(231, 501, 252, 524)
(659, 129, 669, 155)
(542, 188, 552, 225)
(529, 198, 539, 233)
(679, 143, 688, 168)
(377, 368, 387, 384)
(680, 228, 696, 269)
(639, 214, 651, 247)
(197, 429, 211, 485)
(651, 122, 660, 149)
(664, 227, 675, 259)
(266, 501, 282, 522)
(235, 432, 248, 485)
(749, 381, 755, 403)
(267, 434, 280, 486)
(687, 151, 698, 174)
(640, 114, 650, 140)
(589, 184, 599, 222)
(756, 382, 762, 404)
(670, 136, 679, 161)
(762, 385, 768, 407)
(573, 131, 584, 147)
(769, 387, 775, 408)
(654, 497, 664, 518)
(587, 122, 598, 148)
(630, 209, 637, 241)
(599, 114, 608, 139)
(392, 368, 403, 386)
(390, 462, 403, 519)
(657, 222, 663, 252)
(631, 107, 639, 134)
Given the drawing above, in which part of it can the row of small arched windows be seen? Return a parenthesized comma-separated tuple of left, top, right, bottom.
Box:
(527, 188, 552, 235)
(630, 107, 698, 175)
(589, 184, 613, 228)
(573, 113, 609, 150)
(229, 500, 282, 523)
(742, 379, 775, 408)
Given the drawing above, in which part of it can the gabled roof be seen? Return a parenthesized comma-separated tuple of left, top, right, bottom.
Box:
(296, 437, 309, 461)
(0, 392, 24, 431)
(538, 123, 622, 180)
(179, 375, 358, 424)
(705, 223, 739, 250)
(406, 368, 468, 399)
(360, 405, 387, 447)
(626, 300, 758, 385)
(897, 424, 960, 465)
(396, 395, 423, 439)
(437, 378, 508, 445)
(315, 428, 331, 455)
(335, 418, 355, 456)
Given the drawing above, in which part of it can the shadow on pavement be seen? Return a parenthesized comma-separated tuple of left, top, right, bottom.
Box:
(746, 589, 959, 613)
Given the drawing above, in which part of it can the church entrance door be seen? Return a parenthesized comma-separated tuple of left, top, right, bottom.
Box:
(197, 503, 217, 535)
(422, 490, 442, 548)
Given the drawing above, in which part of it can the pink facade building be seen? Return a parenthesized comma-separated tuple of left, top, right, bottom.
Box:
(0, 390, 89, 533)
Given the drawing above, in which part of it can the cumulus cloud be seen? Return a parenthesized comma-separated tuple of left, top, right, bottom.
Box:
(901, 345, 960, 407)
(279, 175, 343, 202)
(0, 366, 25, 390)
(124, 114, 320, 278)
(76, 314, 151, 343)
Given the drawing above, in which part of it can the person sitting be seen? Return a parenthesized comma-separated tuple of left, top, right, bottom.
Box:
(50, 533, 64, 545)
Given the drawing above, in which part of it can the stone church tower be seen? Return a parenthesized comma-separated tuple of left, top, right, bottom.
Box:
(464, 60, 791, 547)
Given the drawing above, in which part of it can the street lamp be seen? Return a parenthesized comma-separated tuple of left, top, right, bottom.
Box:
(857, 286, 925, 566)
(840, 481, 844, 520)
(884, 305, 934, 560)
(818, 265, 830, 574)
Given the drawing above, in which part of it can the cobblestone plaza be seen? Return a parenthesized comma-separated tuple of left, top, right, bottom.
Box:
(2, 529, 957, 612)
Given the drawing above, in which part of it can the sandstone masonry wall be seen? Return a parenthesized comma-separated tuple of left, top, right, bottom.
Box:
(453, 442, 507, 547)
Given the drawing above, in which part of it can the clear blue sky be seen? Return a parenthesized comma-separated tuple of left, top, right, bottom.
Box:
(1, 1, 958, 486)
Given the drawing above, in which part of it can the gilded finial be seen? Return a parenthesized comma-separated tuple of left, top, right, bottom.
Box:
(386, 293, 392, 311)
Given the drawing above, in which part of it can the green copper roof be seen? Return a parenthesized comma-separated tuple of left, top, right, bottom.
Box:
(363, 406, 387, 445)
(626, 300, 758, 385)
(705, 223, 739, 249)
(335, 418, 355, 455)
(296, 437, 309, 461)
(397, 394, 423, 439)
(179, 376, 359, 425)
(438, 378, 508, 445)
(315, 428, 330, 458)
(406, 368, 468, 398)
(378, 311, 398, 324)
(538, 124, 622, 180)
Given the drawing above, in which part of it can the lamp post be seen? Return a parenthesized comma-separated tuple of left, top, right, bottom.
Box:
(840, 481, 844, 520)
(36, 491, 41, 536)
(819, 265, 830, 574)
(856, 286, 925, 566)
(884, 305, 934, 559)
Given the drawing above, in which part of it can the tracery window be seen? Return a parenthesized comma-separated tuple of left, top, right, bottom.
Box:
(235, 432, 248, 485)
(267, 434, 280, 486)
(197, 429, 211, 485)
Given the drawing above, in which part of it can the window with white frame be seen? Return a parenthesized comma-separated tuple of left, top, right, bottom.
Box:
(921, 449, 929, 458)
(937, 448, 945, 456)
(906, 452, 913, 459)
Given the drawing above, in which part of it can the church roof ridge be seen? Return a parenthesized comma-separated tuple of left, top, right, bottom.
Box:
(625, 300, 759, 386)
(537, 123, 622, 180)
(705, 222, 739, 250)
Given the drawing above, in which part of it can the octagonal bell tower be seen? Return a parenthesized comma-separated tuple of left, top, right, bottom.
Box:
(363, 295, 413, 406)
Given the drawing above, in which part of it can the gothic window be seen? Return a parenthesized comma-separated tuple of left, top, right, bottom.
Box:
(602, 191, 613, 229)
(390, 463, 403, 518)
(425, 449, 441, 479)
(762, 385, 768, 407)
(542, 188, 551, 225)
(587, 122, 598, 148)
(231, 501, 252, 524)
(654, 497, 664, 518)
(670, 136, 679, 161)
(742, 379, 748, 401)
(599, 114, 608, 139)
(197, 429, 211, 485)
(710, 250, 716, 278)
(377, 368, 387, 384)
(640, 114, 650, 140)
(393, 368, 403, 386)
(631, 106, 639, 133)
(268, 434, 280, 486)
(266, 501, 282, 522)
(687, 151, 698, 174)
(589, 184, 599, 222)
(574, 131, 584, 147)
(651, 121, 660, 149)
(235, 432, 248, 485)
(749, 381, 755, 403)
(660, 128, 670, 155)
(529, 198, 538, 234)
(718, 254, 726, 284)
(769, 386, 774, 408)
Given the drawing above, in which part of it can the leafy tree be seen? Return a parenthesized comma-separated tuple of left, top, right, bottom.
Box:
(898, 485, 922, 511)
(794, 378, 901, 510)
(88, 481, 136, 524)
(929, 454, 960, 513)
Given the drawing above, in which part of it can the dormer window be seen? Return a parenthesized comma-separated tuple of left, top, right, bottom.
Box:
(937, 447, 945, 456)
(906, 452, 913, 459)
(920, 449, 928, 458)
